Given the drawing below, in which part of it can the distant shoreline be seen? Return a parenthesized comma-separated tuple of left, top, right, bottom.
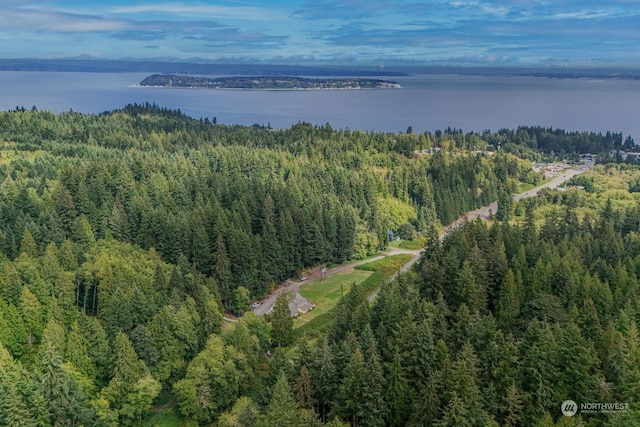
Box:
(139, 74, 402, 90)
(132, 84, 400, 91)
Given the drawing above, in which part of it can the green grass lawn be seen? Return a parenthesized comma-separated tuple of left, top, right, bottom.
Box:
(294, 269, 372, 329)
(294, 254, 413, 340)
(388, 236, 426, 250)
(516, 182, 537, 193)
(324, 251, 381, 268)
(516, 177, 553, 194)
(355, 253, 413, 275)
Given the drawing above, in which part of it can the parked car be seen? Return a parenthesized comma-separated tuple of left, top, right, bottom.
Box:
(299, 275, 308, 281)
(251, 302, 261, 308)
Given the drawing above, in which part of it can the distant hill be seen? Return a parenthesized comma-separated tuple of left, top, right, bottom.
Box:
(0, 58, 407, 77)
(2, 58, 639, 80)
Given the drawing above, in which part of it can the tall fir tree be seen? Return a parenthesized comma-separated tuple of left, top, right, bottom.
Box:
(270, 292, 293, 347)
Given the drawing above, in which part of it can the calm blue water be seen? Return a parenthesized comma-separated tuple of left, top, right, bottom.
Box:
(1, 71, 639, 140)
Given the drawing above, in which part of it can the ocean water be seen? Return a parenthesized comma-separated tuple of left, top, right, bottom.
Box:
(0, 71, 639, 140)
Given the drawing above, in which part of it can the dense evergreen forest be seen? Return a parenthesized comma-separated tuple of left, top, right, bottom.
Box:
(0, 104, 638, 426)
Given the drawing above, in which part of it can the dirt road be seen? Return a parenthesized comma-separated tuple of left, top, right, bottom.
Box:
(514, 161, 594, 202)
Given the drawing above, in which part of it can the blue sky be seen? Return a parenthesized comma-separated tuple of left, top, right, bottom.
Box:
(2, 0, 640, 67)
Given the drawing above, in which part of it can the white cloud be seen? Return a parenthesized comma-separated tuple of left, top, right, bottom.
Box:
(550, 9, 624, 20)
(0, 8, 130, 32)
(111, 3, 287, 20)
(1, 0, 639, 66)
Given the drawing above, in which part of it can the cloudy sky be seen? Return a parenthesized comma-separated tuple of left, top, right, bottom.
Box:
(2, 0, 639, 67)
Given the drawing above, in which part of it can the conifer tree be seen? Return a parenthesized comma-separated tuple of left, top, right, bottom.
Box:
(496, 269, 521, 330)
(436, 392, 472, 427)
(310, 339, 337, 422)
(19, 228, 39, 258)
(409, 369, 442, 426)
(294, 365, 314, 409)
(19, 286, 44, 348)
(270, 292, 293, 347)
(0, 343, 44, 426)
(502, 384, 525, 427)
(65, 320, 97, 380)
(385, 351, 409, 427)
(218, 396, 260, 427)
(39, 341, 96, 426)
(259, 371, 304, 427)
(100, 332, 160, 425)
(335, 347, 368, 426)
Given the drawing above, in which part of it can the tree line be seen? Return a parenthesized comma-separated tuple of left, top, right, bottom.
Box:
(0, 104, 527, 304)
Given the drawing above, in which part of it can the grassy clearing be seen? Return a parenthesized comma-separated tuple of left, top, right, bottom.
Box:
(324, 251, 381, 269)
(295, 254, 413, 341)
(389, 236, 426, 250)
(356, 254, 413, 294)
(516, 182, 536, 193)
(356, 253, 413, 275)
(294, 269, 372, 329)
(516, 176, 553, 194)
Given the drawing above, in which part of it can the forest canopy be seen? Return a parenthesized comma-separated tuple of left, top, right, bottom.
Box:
(0, 104, 638, 425)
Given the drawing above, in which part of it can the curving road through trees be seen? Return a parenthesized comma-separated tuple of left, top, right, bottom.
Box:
(250, 160, 595, 316)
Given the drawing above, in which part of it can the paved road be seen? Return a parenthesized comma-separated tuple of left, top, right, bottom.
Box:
(514, 161, 594, 202)
(441, 160, 595, 240)
(249, 161, 595, 316)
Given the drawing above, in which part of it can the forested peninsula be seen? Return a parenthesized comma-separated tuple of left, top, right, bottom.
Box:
(139, 74, 401, 89)
(1, 104, 639, 426)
